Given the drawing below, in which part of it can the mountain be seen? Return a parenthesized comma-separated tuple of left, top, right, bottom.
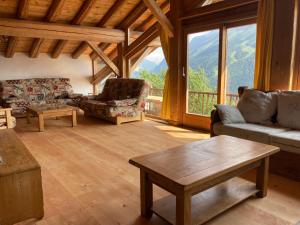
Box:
(136, 24, 256, 93)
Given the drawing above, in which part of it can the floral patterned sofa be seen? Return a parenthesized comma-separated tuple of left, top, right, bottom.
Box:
(0, 78, 82, 117)
(79, 78, 149, 125)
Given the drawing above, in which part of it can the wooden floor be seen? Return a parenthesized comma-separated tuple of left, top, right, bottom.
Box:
(13, 114, 300, 225)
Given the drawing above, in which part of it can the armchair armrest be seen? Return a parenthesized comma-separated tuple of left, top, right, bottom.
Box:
(210, 109, 221, 137)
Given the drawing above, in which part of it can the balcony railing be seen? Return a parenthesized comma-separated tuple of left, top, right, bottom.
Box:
(145, 88, 239, 117)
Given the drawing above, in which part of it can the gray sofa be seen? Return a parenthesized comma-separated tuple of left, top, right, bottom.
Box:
(211, 87, 300, 180)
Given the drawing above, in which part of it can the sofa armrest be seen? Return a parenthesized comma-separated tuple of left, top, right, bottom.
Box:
(210, 109, 221, 137)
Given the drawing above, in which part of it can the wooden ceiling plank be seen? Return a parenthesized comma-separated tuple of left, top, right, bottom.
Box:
(52, 0, 96, 58)
(87, 41, 120, 76)
(142, 0, 174, 37)
(30, 0, 66, 58)
(72, 0, 125, 59)
(6, 0, 29, 58)
(0, 18, 125, 42)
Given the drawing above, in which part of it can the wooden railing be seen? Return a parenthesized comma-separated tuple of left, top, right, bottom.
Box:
(145, 88, 239, 117)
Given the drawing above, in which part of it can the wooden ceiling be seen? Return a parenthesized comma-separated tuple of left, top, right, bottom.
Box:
(0, 0, 169, 59)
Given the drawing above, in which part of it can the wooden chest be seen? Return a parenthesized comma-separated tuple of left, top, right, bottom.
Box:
(0, 129, 44, 225)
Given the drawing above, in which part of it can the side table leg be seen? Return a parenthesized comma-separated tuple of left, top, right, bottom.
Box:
(38, 115, 45, 132)
(176, 191, 191, 225)
(140, 170, 153, 218)
(72, 110, 77, 127)
(256, 157, 269, 198)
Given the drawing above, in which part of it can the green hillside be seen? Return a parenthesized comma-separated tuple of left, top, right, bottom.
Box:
(136, 24, 256, 94)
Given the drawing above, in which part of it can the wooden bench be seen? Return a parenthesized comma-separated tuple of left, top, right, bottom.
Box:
(0, 129, 44, 225)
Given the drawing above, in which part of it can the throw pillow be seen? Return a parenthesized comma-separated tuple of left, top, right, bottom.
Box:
(214, 104, 246, 125)
(237, 89, 278, 125)
(277, 92, 300, 129)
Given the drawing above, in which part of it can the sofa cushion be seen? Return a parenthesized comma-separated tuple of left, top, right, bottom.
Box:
(237, 89, 278, 125)
(213, 122, 289, 144)
(277, 92, 300, 130)
(215, 104, 245, 124)
(271, 130, 300, 149)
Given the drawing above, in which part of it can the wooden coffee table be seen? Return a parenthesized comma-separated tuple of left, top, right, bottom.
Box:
(129, 135, 280, 225)
(26, 104, 78, 132)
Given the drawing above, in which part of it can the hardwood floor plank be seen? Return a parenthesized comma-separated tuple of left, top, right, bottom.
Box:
(13, 115, 300, 225)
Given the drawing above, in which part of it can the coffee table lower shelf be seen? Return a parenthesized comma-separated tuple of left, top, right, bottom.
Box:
(152, 177, 259, 225)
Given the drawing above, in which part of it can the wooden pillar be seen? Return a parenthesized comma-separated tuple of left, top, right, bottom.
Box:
(168, 0, 184, 125)
(270, 0, 297, 90)
(125, 28, 131, 78)
(117, 42, 126, 78)
(293, 0, 300, 89)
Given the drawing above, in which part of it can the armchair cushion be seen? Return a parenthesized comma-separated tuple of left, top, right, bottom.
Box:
(106, 98, 138, 107)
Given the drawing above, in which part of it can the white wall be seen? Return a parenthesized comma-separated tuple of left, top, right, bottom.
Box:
(0, 53, 93, 95)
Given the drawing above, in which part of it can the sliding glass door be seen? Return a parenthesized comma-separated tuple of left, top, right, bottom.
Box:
(183, 22, 257, 130)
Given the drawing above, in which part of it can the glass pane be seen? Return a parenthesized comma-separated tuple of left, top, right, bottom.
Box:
(187, 29, 220, 116)
(132, 47, 166, 117)
(226, 24, 257, 106)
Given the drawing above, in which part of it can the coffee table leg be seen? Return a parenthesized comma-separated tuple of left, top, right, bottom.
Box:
(38, 115, 45, 132)
(72, 110, 77, 127)
(256, 157, 269, 198)
(176, 191, 191, 225)
(26, 112, 31, 124)
(140, 170, 153, 218)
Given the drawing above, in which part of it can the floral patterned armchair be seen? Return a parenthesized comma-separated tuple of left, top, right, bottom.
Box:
(79, 78, 149, 125)
(0, 78, 82, 117)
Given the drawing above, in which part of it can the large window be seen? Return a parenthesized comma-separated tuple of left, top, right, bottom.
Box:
(187, 29, 219, 115)
(186, 23, 256, 116)
(226, 24, 257, 105)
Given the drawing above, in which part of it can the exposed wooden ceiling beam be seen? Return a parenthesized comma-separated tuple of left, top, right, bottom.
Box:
(135, 0, 169, 31)
(92, 49, 119, 84)
(87, 1, 148, 61)
(87, 41, 120, 76)
(118, 1, 147, 29)
(6, 0, 29, 58)
(142, 0, 174, 37)
(124, 23, 159, 59)
(51, 0, 96, 58)
(181, 0, 259, 20)
(0, 18, 125, 43)
(72, 0, 125, 59)
(131, 46, 157, 73)
(30, 0, 66, 58)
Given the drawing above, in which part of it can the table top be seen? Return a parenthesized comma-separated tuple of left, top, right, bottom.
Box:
(0, 129, 40, 176)
(129, 135, 280, 187)
(27, 104, 77, 113)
